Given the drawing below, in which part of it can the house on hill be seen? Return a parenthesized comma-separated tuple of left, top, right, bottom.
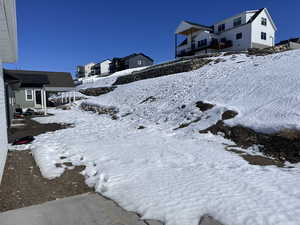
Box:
(109, 53, 154, 73)
(4, 70, 74, 110)
(175, 8, 277, 57)
(91, 59, 111, 77)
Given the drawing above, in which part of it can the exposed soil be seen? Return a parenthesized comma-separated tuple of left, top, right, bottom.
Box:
(200, 120, 300, 163)
(0, 150, 93, 213)
(226, 148, 285, 167)
(0, 117, 92, 213)
(8, 117, 72, 144)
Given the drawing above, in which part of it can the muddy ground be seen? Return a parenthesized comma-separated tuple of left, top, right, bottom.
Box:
(0, 117, 92, 213)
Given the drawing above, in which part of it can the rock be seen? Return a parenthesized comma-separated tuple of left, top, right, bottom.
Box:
(221, 110, 238, 120)
(79, 86, 116, 96)
(195, 101, 214, 112)
(80, 103, 119, 120)
(113, 58, 212, 85)
(140, 96, 156, 104)
(199, 215, 224, 225)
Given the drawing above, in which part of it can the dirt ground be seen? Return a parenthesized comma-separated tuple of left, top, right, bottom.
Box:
(0, 117, 93, 213)
(8, 116, 71, 143)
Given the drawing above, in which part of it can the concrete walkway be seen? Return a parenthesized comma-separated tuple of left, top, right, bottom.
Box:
(0, 193, 225, 225)
(0, 193, 162, 225)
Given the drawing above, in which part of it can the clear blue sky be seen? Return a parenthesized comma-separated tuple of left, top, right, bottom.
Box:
(5, 0, 300, 76)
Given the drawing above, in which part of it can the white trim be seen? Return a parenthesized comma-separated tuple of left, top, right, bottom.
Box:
(25, 89, 33, 101)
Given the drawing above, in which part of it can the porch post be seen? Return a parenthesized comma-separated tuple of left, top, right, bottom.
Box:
(41, 89, 44, 113)
(43, 88, 47, 115)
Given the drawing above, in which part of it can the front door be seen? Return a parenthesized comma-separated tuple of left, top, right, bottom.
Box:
(35, 90, 42, 108)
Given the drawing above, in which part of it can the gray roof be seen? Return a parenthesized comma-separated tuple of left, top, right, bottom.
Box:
(4, 70, 74, 88)
(184, 21, 214, 30)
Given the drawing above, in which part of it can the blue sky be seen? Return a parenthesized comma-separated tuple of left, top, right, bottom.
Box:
(5, 0, 300, 76)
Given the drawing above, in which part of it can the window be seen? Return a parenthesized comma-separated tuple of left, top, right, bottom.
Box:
(233, 17, 242, 27)
(236, 33, 243, 40)
(218, 24, 225, 32)
(137, 60, 142, 65)
(261, 32, 267, 40)
(25, 89, 33, 101)
(261, 17, 267, 26)
(198, 39, 207, 47)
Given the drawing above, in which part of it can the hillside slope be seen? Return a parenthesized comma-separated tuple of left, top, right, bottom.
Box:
(88, 49, 300, 134)
(30, 50, 300, 225)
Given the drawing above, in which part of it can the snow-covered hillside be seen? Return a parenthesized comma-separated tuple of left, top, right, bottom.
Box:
(31, 50, 300, 225)
(77, 67, 148, 89)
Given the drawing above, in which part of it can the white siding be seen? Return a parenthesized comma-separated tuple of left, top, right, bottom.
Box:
(251, 10, 275, 47)
(214, 13, 247, 32)
(0, 59, 8, 181)
(84, 62, 96, 77)
(219, 23, 252, 51)
(100, 60, 111, 75)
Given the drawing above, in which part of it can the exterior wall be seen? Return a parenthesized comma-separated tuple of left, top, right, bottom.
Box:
(219, 23, 252, 51)
(14, 88, 37, 109)
(100, 60, 111, 75)
(0, 59, 8, 182)
(289, 42, 300, 50)
(84, 63, 96, 77)
(251, 10, 275, 47)
(214, 12, 247, 32)
(177, 31, 215, 55)
(127, 55, 153, 68)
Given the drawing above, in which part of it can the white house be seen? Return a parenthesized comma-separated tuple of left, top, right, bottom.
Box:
(84, 62, 96, 77)
(175, 8, 277, 57)
(0, 0, 18, 182)
(100, 59, 111, 76)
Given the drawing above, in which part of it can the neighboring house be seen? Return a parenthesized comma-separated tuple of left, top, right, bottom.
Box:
(100, 59, 111, 76)
(109, 53, 154, 73)
(76, 66, 85, 79)
(276, 38, 300, 50)
(175, 8, 277, 57)
(91, 59, 112, 77)
(85, 62, 96, 77)
(4, 70, 75, 110)
(0, 0, 18, 182)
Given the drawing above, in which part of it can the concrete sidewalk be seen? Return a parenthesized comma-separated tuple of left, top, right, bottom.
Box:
(0, 193, 225, 225)
(0, 193, 162, 225)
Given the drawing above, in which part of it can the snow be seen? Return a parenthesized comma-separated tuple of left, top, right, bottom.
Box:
(77, 67, 148, 89)
(31, 50, 300, 225)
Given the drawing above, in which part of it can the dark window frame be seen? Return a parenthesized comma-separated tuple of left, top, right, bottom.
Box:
(218, 24, 225, 32)
(198, 39, 207, 47)
(261, 17, 267, 26)
(236, 33, 243, 40)
(233, 17, 242, 27)
(261, 32, 267, 40)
